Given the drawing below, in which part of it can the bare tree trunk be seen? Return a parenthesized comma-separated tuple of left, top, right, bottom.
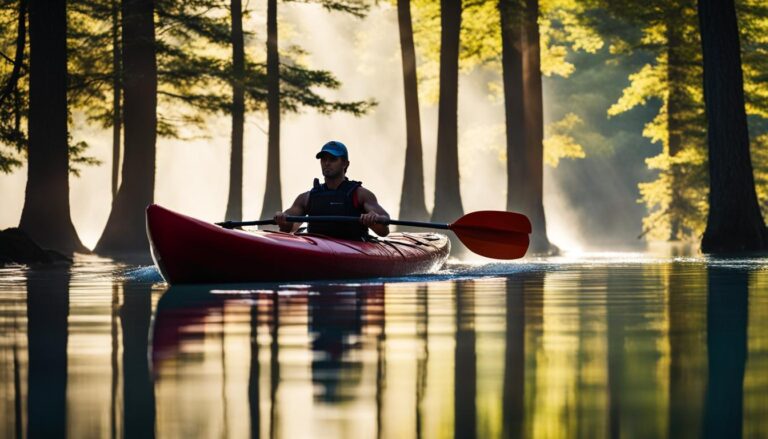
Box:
(225, 0, 246, 221)
(522, 0, 551, 253)
(499, 0, 526, 214)
(698, 0, 768, 252)
(19, 0, 87, 254)
(95, 0, 157, 255)
(111, 0, 121, 201)
(260, 0, 282, 220)
(431, 0, 463, 223)
(397, 0, 429, 221)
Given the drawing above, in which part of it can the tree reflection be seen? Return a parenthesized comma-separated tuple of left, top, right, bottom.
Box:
(703, 267, 749, 439)
(308, 285, 384, 404)
(26, 267, 69, 439)
(454, 281, 476, 439)
(250, 298, 260, 439)
(121, 281, 156, 438)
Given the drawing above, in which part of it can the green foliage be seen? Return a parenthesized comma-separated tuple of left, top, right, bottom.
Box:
(594, 0, 768, 240)
(0, 0, 25, 173)
(595, 1, 708, 241)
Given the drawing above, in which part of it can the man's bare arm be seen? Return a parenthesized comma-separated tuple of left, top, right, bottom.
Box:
(274, 192, 309, 233)
(358, 188, 390, 237)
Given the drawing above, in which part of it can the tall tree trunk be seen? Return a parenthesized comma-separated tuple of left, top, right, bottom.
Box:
(499, 0, 526, 214)
(431, 0, 463, 223)
(111, 0, 121, 201)
(521, 0, 551, 253)
(26, 268, 69, 439)
(19, 0, 87, 254)
(698, 0, 768, 252)
(225, 0, 246, 221)
(259, 0, 282, 220)
(95, 0, 157, 255)
(397, 0, 429, 221)
(666, 8, 685, 241)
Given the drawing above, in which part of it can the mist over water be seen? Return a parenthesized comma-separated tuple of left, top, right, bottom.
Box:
(0, 3, 655, 253)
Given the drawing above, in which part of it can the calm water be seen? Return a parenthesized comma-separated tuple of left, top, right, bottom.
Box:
(1, 254, 767, 438)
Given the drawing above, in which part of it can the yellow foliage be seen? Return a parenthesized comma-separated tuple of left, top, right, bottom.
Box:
(607, 63, 665, 116)
(543, 113, 586, 167)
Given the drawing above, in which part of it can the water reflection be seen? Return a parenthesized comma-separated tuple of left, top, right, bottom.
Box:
(2, 258, 768, 438)
(704, 268, 749, 439)
(122, 282, 156, 438)
(27, 267, 69, 438)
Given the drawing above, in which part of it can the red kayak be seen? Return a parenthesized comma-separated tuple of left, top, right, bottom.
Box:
(146, 204, 450, 284)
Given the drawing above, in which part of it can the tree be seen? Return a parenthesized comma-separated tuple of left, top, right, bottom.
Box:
(698, 0, 768, 252)
(94, 0, 157, 255)
(18, 0, 87, 254)
(224, 0, 245, 221)
(595, 0, 707, 242)
(258, 0, 371, 221)
(499, 0, 526, 215)
(258, 0, 282, 221)
(397, 0, 429, 221)
(0, 0, 26, 173)
(431, 0, 464, 223)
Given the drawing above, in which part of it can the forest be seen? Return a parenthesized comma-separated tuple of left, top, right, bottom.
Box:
(1, 0, 767, 257)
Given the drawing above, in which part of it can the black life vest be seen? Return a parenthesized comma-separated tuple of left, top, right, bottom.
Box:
(306, 178, 368, 240)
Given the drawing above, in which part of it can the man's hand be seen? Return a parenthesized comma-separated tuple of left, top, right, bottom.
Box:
(274, 211, 291, 231)
(360, 212, 388, 227)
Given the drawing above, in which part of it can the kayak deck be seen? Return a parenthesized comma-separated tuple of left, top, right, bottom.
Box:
(146, 204, 450, 284)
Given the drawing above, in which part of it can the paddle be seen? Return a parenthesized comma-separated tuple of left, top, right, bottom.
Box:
(216, 211, 532, 259)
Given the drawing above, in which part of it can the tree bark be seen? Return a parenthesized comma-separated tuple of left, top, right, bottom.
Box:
(111, 0, 122, 201)
(521, 0, 551, 253)
(499, 0, 526, 214)
(259, 0, 283, 220)
(95, 0, 157, 255)
(431, 0, 464, 223)
(19, 0, 87, 254)
(698, 0, 768, 252)
(225, 0, 246, 221)
(397, 0, 429, 221)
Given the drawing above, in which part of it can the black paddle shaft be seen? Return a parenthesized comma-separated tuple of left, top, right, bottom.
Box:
(217, 216, 450, 230)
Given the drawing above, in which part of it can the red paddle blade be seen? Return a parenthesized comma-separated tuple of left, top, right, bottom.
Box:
(449, 211, 532, 259)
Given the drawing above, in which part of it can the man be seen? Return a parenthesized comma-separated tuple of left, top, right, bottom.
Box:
(274, 141, 390, 239)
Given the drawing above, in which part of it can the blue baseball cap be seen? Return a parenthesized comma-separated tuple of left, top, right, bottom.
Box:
(316, 141, 349, 160)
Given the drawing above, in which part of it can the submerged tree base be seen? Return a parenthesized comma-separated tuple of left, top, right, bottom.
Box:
(0, 228, 72, 265)
(701, 225, 768, 254)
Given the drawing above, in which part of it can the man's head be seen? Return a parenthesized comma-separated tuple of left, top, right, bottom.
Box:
(316, 140, 350, 178)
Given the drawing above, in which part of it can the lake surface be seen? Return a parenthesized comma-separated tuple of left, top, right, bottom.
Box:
(1, 254, 767, 438)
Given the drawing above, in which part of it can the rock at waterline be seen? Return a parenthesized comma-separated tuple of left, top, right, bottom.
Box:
(0, 228, 72, 265)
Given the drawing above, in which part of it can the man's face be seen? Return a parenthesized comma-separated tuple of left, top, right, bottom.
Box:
(319, 153, 347, 179)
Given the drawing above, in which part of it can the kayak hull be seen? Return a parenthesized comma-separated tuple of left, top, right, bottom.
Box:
(145, 204, 450, 284)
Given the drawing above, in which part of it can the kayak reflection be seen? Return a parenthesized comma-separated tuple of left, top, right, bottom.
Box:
(151, 282, 387, 437)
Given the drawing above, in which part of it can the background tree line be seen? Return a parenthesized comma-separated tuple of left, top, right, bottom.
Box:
(0, 0, 766, 256)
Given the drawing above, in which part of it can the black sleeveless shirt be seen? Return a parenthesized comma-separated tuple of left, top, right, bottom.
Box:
(306, 178, 368, 240)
